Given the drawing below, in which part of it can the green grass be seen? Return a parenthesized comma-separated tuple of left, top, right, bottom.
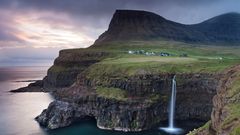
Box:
(95, 86, 165, 103)
(96, 86, 128, 101)
(102, 56, 197, 64)
(85, 57, 239, 81)
(82, 41, 240, 79)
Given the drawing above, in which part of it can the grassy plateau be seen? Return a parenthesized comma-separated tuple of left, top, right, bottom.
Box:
(77, 41, 240, 80)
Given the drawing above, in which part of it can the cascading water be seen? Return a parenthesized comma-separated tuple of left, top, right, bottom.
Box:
(169, 75, 177, 128)
(160, 75, 183, 134)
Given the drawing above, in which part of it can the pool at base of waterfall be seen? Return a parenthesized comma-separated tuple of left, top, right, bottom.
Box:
(159, 127, 184, 134)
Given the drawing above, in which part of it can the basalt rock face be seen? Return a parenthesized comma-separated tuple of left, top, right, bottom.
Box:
(42, 49, 110, 89)
(36, 73, 220, 131)
(94, 10, 240, 45)
(84, 73, 219, 121)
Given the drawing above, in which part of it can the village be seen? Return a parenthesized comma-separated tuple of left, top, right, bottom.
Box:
(127, 50, 188, 57)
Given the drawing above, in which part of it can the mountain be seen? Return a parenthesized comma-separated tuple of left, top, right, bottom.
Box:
(193, 13, 240, 43)
(94, 10, 240, 45)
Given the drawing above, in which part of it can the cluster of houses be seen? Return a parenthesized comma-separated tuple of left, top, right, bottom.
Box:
(128, 50, 171, 56)
(127, 50, 188, 57)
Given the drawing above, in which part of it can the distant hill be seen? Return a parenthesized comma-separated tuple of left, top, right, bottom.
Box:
(94, 10, 240, 45)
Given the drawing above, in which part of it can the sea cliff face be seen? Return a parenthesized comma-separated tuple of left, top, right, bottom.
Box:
(36, 71, 219, 131)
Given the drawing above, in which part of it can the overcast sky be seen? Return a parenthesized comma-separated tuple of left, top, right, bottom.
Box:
(0, 0, 239, 66)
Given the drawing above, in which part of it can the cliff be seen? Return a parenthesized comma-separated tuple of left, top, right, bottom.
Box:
(36, 73, 219, 131)
(43, 49, 110, 88)
(94, 10, 240, 45)
(188, 65, 240, 135)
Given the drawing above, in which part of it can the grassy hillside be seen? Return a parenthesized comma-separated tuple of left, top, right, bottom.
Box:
(79, 41, 240, 80)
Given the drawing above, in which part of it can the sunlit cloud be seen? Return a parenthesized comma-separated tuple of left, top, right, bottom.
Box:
(0, 9, 96, 66)
(14, 12, 94, 48)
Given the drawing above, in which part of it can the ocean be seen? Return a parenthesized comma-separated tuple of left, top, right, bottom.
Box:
(0, 66, 201, 135)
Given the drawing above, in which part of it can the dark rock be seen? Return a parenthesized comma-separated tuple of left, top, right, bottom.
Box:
(36, 97, 164, 131)
(36, 100, 77, 129)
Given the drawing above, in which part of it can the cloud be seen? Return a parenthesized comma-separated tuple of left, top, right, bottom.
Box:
(0, 10, 23, 43)
(0, 0, 239, 66)
(1, 0, 239, 23)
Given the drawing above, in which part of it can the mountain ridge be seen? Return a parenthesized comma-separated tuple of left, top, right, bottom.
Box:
(94, 10, 240, 45)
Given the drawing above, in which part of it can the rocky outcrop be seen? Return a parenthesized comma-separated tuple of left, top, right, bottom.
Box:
(188, 65, 240, 135)
(36, 72, 220, 131)
(210, 65, 240, 135)
(94, 10, 240, 45)
(36, 97, 163, 131)
(36, 100, 77, 129)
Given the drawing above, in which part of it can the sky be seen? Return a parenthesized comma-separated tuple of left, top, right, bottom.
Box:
(0, 0, 239, 66)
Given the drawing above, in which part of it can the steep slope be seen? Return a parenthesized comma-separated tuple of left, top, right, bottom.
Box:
(188, 65, 240, 135)
(94, 10, 240, 45)
(94, 10, 206, 44)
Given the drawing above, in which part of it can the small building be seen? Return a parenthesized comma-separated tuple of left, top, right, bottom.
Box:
(128, 50, 134, 54)
(160, 52, 170, 56)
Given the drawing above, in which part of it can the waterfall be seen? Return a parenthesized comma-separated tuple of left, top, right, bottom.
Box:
(169, 75, 176, 128)
(159, 75, 182, 134)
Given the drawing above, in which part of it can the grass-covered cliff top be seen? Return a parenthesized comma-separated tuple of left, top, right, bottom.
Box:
(74, 41, 240, 80)
(49, 40, 240, 81)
